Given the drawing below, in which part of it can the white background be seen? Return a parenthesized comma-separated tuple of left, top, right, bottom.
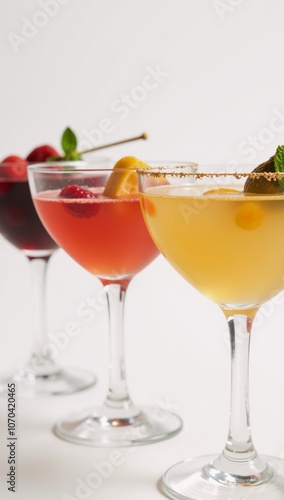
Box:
(1, 1, 284, 499)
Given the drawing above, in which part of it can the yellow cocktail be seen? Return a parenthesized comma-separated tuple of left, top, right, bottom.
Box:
(140, 184, 284, 309)
(138, 169, 284, 500)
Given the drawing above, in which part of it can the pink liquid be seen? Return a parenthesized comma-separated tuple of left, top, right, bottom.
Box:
(34, 188, 159, 279)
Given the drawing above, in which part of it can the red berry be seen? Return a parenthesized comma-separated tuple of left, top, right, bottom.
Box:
(59, 185, 96, 199)
(59, 184, 99, 218)
(26, 145, 60, 163)
(0, 155, 28, 181)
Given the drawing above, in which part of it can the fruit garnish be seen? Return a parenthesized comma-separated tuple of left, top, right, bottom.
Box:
(59, 184, 99, 218)
(27, 128, 81, 163)
(203, 188, 240, 196)
(26, 145, 60, 163)
(244, 146, 284, 194)
(235, 202, 264, 230)
(0, 155, 28, 180)
(103, 156, 151, 197)
(59, 185, 96, 199)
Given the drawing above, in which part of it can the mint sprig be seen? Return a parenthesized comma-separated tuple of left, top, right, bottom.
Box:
(62, 127, 82, 160)
(48, 127, 82, 162)
(274, 145, 284, 189)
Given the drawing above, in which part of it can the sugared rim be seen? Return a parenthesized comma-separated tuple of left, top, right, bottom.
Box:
(137, 169, 284, 180)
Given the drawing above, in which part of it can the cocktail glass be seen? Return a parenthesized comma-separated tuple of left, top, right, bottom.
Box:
(0, 160, 97, 396)
(27, 161, 192, 446)
(139, 167, 284, 499)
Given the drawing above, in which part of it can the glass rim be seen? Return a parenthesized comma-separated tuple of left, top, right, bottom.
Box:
(27, 161, 198, 174)
(27, 162, 113, 174)
(137, 169, 284, 180)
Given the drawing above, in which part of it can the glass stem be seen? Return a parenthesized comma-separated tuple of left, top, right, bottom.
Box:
(206, 312, 272, 486)
(225, 313, 254, 458)
(23, 256, 57, 375)
(103, 282, 134, 410)
(30, 257, 49, 351)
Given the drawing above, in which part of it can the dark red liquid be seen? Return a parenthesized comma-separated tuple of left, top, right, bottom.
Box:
(0, 179, 58, 254)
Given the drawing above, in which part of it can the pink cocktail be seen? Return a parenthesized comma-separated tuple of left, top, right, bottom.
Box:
(28, 161, 183, 446)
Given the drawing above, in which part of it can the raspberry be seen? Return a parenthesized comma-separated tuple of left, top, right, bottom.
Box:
(59, 184, 99, 218)
(26, 145, 59, 162)
(59, 185, 96, 199)
(0, 155, 28, 180)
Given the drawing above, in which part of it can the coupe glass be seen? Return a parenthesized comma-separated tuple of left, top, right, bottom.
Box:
(27, 161, 194, 446)
(0, 160, 97, 396)
(138, 167, 284, 499)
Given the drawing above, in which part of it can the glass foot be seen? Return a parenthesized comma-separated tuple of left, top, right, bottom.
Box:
(54, 405, 183, 446)
(0, 366, 96, 397)
(162, 454, 284, 500)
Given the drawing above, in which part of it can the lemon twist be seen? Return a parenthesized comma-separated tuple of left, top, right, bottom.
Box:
(103, 156, 150, 197)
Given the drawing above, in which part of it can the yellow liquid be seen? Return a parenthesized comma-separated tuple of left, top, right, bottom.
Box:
(140, 185, 284, 308)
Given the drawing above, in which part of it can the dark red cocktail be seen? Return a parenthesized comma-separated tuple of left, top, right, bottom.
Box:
(0, 178, 58, 255)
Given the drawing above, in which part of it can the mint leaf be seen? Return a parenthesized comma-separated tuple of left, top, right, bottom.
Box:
(45, 127, 82, 163)
(62, 127, 77, 155)
(59, 127, 82, 161)
(274, 145, 284, 172)
(274, 145, 284, 189)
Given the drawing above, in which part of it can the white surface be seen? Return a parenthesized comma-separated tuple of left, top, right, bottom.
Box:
(1, 1, 284, 499)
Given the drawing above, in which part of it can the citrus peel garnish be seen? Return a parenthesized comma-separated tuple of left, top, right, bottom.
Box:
(203, 188, 241, 196)
(103, 156, 151, 197)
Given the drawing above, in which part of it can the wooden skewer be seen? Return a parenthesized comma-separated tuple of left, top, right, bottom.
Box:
(79, 133, 148, 155)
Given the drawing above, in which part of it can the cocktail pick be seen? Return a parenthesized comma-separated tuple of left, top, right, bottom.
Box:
(79, 132, 148, 154)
